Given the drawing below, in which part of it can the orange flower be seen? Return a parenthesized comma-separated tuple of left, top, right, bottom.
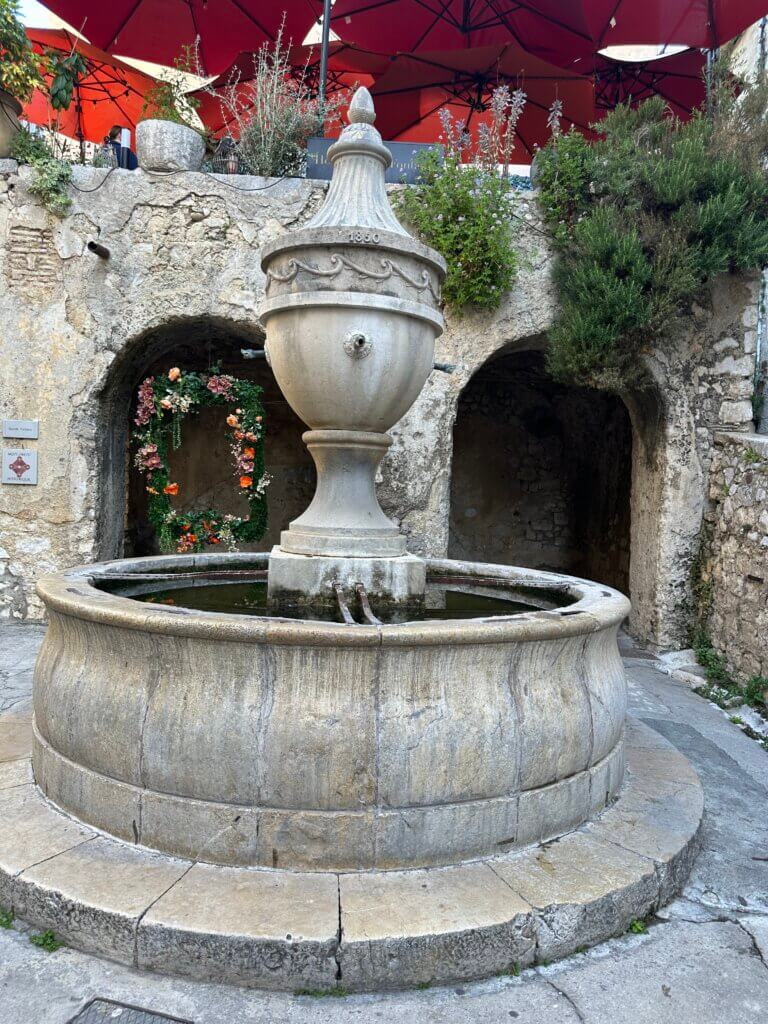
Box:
(208, 535, 221, 545)
(187, 533, 197, 543)
(168, 367, 181, 382)
(245, 431, 257, 441)
(227, 414, 239, 427)
(163, 483, 179, 496)
(160, 398, 172, 409)
(243, 446, 255, 458)
(146, 486, 158, 495)
(234, 430, 245, 440)
(239, 475, 253, 489)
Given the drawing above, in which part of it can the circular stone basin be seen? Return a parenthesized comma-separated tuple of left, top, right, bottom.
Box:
(33, 554, 630, 872)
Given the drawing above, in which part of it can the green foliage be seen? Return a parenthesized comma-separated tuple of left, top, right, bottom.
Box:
(536, 78, 768, 390)
(47, 49, 87, 111)
(743, 446, 762, 464)
(398, 90, 530, 312)
(628, 918, 648, 935)
(0, 906, 13, 928)
(295, 987, 349, 998)
(399, 148, 519, 311)
(0, 0, 46, 101)
(10, 129, 72, 216)
(131, 368, 269, 554)
(29, 929, 63, 952)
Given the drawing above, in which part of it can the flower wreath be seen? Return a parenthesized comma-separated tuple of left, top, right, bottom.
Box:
(131, 367, 270, 553)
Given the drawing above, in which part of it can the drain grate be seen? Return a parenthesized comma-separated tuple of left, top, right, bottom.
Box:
(68, 999, 193, 1024)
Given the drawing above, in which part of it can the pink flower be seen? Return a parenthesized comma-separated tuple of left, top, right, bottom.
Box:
(207, 375, 235, 397)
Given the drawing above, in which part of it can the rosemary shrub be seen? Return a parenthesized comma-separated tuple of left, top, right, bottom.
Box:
(536, 75, 768, 390)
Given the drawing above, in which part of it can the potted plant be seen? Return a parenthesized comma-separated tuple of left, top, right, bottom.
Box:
(0, 0, 46, 158)
(136, 43, 206, 172)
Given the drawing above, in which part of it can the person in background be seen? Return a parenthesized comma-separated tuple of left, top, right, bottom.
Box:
(105, 124, 138, 169)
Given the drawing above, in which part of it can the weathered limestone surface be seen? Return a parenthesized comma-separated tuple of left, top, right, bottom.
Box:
(701, 431, 768, 682)
(31, 553, 629, 872)
(0, 715, 704, 992)
(0, 162, 761, 646)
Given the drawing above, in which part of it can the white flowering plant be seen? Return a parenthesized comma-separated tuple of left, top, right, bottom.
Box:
(397, 86, 525, 311)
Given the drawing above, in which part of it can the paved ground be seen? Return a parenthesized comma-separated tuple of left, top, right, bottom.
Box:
(0, 623, 766, 1024)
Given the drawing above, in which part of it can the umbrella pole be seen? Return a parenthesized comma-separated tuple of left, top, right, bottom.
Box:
(318, 0, 333, 109)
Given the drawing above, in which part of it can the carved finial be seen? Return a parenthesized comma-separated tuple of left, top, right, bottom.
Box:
(349, 86, 376, 125)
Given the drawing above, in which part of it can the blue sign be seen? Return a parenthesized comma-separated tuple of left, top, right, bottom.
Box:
(306, 137, 441, 184)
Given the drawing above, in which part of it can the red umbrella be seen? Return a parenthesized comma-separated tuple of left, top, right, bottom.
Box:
(330, 0, 768, 69)
(330, 1, 594, 67)
(579, 1, 768, 53)
(593, 48, 707, 120)
(24, 28, 157, 143)
(194, 42, 388, 138)
(369, 44, 595, 158)
(37, 0, 322, 74)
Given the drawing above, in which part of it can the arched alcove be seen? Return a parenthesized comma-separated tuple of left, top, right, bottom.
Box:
(95, 316, 314, 559)
(449, 348, 633, 594)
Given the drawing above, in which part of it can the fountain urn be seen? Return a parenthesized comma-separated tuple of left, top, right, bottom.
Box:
(261, 87, 446, 609)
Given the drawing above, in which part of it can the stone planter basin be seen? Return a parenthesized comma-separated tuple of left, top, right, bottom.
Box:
(33, 554, 630, 873)
(136, 119, 205, 172)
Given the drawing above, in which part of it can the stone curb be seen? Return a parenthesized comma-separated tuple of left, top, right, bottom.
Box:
(0, 717, 703, 992)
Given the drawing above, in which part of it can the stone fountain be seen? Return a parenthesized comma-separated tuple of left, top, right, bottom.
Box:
(261, 87, 445, 613)
(1, 88, 703, 993)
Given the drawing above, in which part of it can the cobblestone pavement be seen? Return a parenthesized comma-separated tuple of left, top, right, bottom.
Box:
(0, 625, 766, 1024)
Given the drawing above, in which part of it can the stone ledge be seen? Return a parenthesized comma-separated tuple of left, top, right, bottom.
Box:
(0, 717, 703, 991)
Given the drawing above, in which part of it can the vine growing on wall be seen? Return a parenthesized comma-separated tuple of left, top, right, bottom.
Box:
(131, 368, 270, 553)
(535, 74, 768, 391)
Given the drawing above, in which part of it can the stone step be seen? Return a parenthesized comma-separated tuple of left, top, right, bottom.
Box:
(0, 717, 703, 992)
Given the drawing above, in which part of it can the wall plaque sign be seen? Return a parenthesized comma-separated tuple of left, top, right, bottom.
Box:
(3, 418, 39, 439)
(2, 448, 38, 485)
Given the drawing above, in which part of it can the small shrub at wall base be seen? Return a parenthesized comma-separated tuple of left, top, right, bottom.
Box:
(536, 75, 768, 390)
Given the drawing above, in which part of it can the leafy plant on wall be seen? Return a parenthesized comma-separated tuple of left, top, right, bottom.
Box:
(0, 0, 46, 102)
(398, 86, 525, 312)
(535, 72, 768, 391)
(132, 368, 270, 553)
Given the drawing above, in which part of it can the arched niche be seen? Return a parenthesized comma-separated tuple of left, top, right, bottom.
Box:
(94, 315, 314, 559)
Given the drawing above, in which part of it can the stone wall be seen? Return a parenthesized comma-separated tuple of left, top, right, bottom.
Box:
(701, 432, 768, 682)
(0, 158, 762, 648)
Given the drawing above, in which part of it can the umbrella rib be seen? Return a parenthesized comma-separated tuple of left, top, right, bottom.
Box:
(228, 0, 276, 39)
(106, 0, 144, 50)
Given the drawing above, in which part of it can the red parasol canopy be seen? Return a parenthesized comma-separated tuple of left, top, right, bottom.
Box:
(37, 0, 322, 74)
(594, 48, 707, 120)
(578, 1, 768, 53)
(369, 44, 595, 158)
(330, 1, 594, 67)
(330, 0, 768, 68)
(194, 42, 388, 138)
(23, 28, 157, 143)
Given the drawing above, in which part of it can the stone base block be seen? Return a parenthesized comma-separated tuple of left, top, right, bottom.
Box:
(1, 718, 704, 992)
(267, 546, 426, 614)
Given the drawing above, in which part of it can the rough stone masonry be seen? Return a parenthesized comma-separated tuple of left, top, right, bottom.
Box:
(0, 158, 764, 656)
